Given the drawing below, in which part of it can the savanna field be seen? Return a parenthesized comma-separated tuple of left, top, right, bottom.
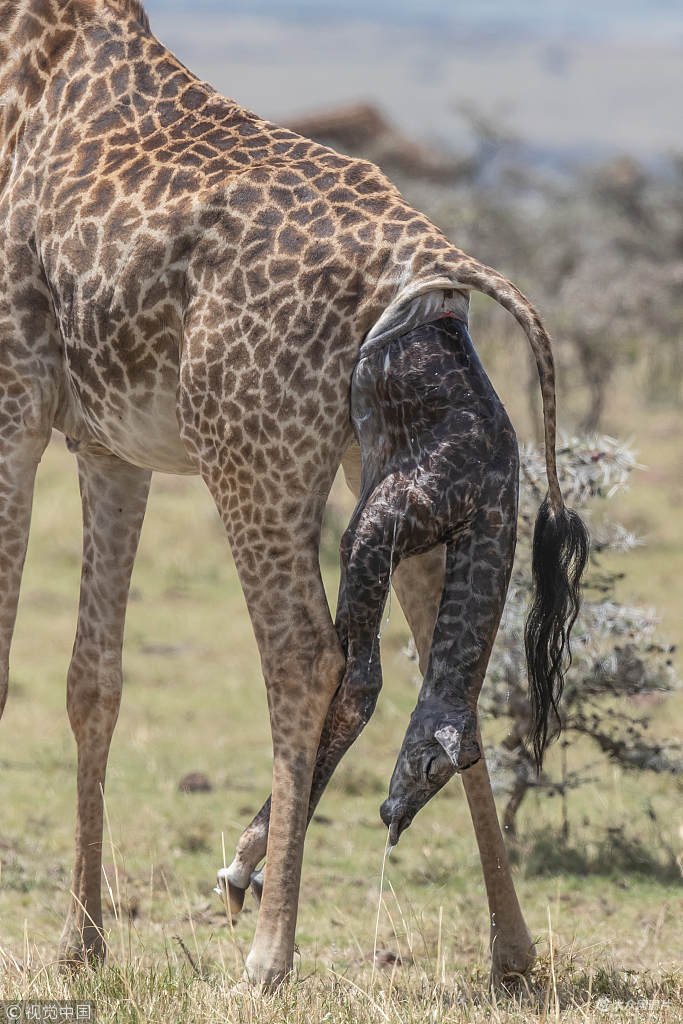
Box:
(2, 47, 683, 1018)
(2, 311, 683, 1021)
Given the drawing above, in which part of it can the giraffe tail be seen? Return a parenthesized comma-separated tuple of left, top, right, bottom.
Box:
(452, 260, 590, 768)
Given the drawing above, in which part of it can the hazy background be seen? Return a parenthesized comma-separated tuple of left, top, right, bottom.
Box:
(143, 0, 683, 163)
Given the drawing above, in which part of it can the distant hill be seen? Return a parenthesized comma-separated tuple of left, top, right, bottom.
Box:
(145, 0, 683, 40)
(143, 6, 683, 161)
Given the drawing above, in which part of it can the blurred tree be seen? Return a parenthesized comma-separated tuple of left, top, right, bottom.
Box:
(289, 100, 683, 431)
(395, 117, 683, 430)
(481, 437, 683, 839)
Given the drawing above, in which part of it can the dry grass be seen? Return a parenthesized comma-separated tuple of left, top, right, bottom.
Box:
(3, 925, 683, 1022)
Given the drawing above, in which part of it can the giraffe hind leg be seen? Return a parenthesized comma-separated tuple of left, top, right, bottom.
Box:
(218, 649, 379, 916)
(218, 442, 365, 915)
(193, 457, 345, 982)
(391, 550, 536, 981)
(219, 440, 409, 913)
(219, 441, 373, 912)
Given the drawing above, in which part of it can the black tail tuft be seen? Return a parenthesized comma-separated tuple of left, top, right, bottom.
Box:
(524, 496, 589, 770)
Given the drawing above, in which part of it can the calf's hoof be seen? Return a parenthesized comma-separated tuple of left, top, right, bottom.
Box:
(435, 712, 481, 772)
(215, 868, 246, 915)
(454, 714, 481, 771)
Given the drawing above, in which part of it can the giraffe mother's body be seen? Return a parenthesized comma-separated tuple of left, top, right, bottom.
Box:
(0, 0, 587, 985)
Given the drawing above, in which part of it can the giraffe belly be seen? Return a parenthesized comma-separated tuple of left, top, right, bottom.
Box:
(96, 406, 199, 475)
(59, 386, 199, 476)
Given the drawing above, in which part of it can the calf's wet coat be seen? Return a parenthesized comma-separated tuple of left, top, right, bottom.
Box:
(341, 314, 518, 845)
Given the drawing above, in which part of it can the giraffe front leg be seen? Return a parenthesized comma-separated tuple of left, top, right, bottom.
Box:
(59, 452, 151, 964)
(0, 360, 58, 721)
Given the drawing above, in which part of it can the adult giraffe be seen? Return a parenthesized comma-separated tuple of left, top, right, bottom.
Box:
(0, 0, 587, 985)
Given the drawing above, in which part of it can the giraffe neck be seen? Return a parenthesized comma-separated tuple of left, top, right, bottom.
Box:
(0, 0, 152, 174)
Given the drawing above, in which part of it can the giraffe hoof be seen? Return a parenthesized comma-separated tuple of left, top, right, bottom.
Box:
(244, 948, 290, 988)
(57, 927, 105, 968)
(215, 868, 246, 915)
(491, 941, 537, 985)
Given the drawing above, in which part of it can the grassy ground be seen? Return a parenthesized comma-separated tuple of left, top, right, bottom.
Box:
(3, 334, 683, 1019)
